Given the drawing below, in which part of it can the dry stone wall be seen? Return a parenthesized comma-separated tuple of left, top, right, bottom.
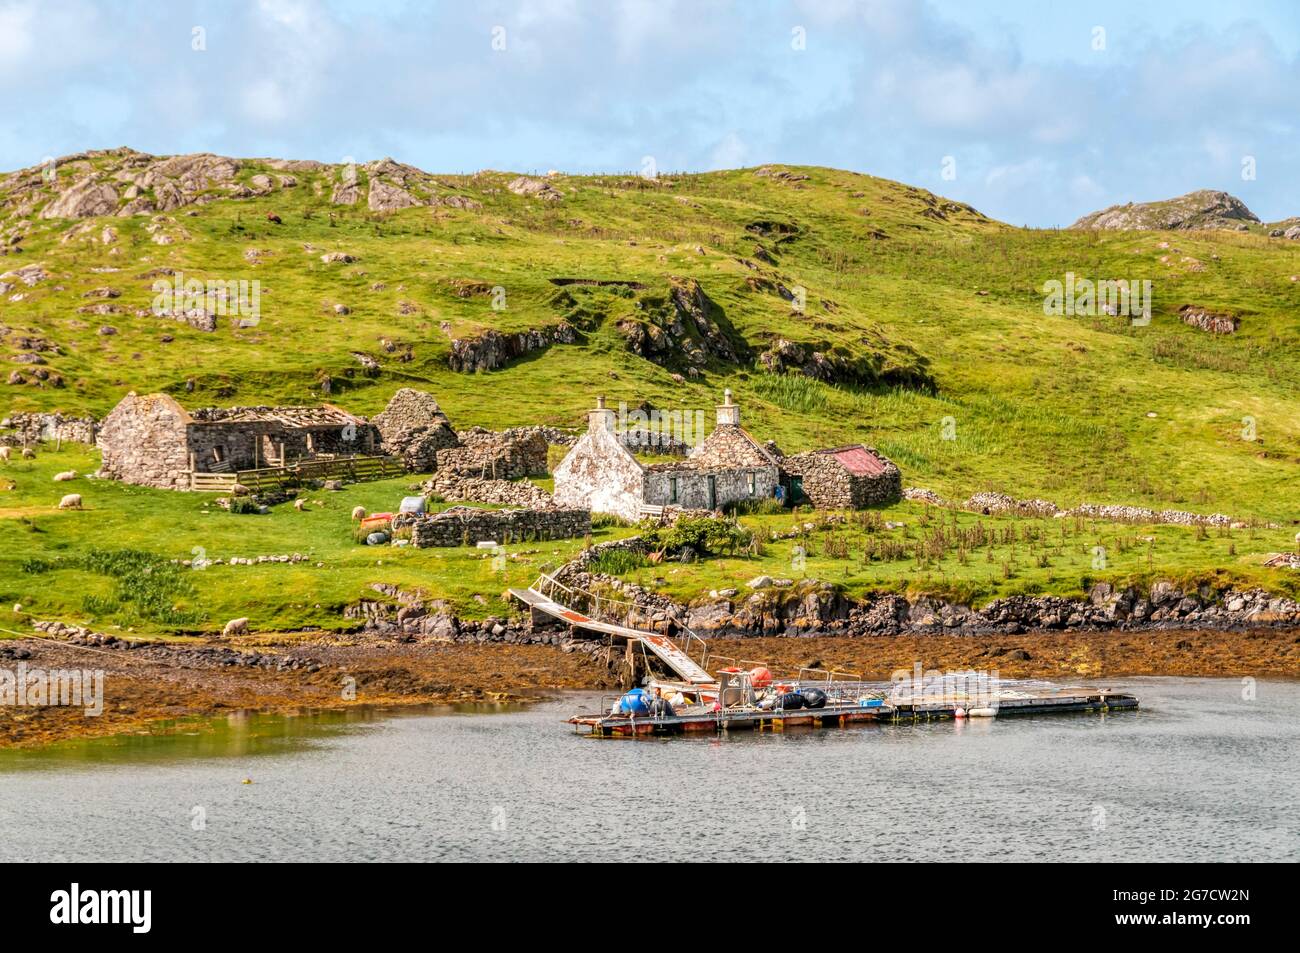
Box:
(1, 412, 98, 446)
(402, 506, 590, 547)
(436, 427, 548, 480)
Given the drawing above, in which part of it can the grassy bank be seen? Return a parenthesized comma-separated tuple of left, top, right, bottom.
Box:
(0, 445, 634, 638)
(0, 444, 1295, 641)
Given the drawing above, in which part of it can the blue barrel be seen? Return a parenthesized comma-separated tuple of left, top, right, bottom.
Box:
(619, 689, 650, 715)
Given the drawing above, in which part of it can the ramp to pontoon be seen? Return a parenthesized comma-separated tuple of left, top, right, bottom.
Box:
(509, 586, 714, 685)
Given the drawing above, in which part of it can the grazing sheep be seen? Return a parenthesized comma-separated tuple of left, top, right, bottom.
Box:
(0, 447, 9, 463)
(21, 447, 35, 459)
(222, 617, 250, 638)
(293, 499, 307, 511)
(231, 483, 251, 496)
(53, 470, 77, 482)
(58, 493, 82, 509)
(351, 505, 366, 521)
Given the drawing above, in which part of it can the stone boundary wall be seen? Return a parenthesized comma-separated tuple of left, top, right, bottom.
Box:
(423, 473, 554, 508)
(403, 506, 590, 547)
(1, 412, 99, 446)
(436, 427, 548, 480)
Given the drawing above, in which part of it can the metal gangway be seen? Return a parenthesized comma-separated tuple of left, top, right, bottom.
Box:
(508, 571, 714, 685)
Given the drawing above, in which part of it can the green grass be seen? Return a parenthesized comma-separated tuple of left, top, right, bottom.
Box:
(0, 446, 635, 638)
(0, 444, 1294, 639)
(2, 158, 1299, 632)
(629, 505, 1298, 608)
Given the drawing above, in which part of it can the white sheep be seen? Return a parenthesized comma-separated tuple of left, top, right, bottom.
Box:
(351, 505, 366, 521)
(58, 493, 82, 509)
(222, 617, 250, 638)
(53, 470, 77, 482)
(21, 447, 35, 459)
(293, 499, 307, 511)
(0, 447, 9, 463)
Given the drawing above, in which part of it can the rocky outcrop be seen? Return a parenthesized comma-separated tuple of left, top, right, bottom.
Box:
(1179, 304, 1239, 334)
(1072, 190, 1260, 231)
(507, 176, 562, 201)
(447, 323, 578, 372)
(0, 263, 50, 290)
(368, 179, 421, 212)
(644, 577, 1300, 638)
(6, 150, 257, 220)
(39, 178, 119, 219)
(617, 277, 744, 370)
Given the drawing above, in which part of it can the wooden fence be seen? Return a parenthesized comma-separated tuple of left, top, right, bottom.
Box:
(188, 454, 404, 492)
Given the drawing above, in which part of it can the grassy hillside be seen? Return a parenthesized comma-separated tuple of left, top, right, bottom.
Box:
(2, 152, 1298, 634)
(4, 154, 1296, 517)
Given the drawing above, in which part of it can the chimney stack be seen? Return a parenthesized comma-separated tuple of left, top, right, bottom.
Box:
(715, 388, 740, 426)
(588, 395, 616, 433)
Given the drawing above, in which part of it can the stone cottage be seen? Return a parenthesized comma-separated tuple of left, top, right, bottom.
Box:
(781, 444, 901, 508)
(98, 391, 376, 489)
(553, 390, 781, 520)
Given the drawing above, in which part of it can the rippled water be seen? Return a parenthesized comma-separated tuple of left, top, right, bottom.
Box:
(1, 678, 1296, 862)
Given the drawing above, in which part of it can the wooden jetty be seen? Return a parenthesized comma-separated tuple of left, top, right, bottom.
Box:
(508, 572, 1139, 739)
(509, 572, 714, 685)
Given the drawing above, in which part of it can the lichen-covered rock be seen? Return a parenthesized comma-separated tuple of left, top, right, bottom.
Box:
(1072, 190, 1260, 231)
(507, 176, 562, 201)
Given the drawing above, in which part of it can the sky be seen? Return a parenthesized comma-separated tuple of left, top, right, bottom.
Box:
(1, 0, 1297, 226)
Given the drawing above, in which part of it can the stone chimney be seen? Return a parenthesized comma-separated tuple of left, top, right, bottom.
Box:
(715, 388, 740, 427)
(588, 395, 617, 433)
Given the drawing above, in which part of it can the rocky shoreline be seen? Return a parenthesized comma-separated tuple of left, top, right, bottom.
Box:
(344, 535, 1300, 646)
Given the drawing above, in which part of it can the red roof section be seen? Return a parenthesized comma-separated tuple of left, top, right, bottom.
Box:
(824, 445, 887, 477)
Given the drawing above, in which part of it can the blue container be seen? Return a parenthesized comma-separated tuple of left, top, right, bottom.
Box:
(619, 689, 651, 715)
(859, 698, 883, 708)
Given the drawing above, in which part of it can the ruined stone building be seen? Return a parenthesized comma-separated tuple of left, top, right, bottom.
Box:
(781, 444, 901, 508)
(369, 388, 458, 471)
(435, 426, 548, 481)
(98, 392, 376, 489)
(553, 391, 781, 520)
